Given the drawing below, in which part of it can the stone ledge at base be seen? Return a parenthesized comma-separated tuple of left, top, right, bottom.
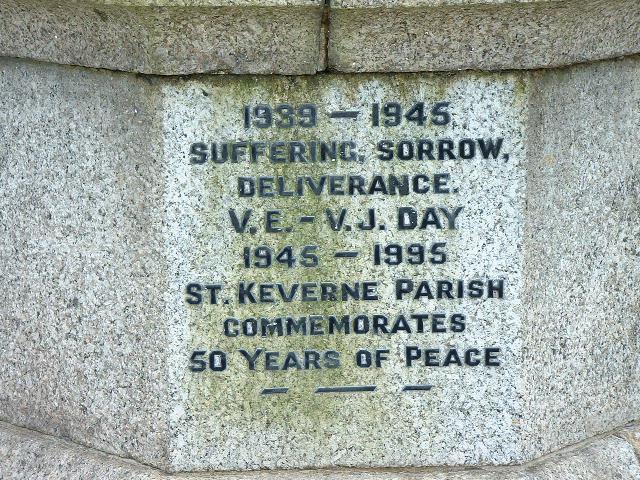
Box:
(1, 420, 640, 479)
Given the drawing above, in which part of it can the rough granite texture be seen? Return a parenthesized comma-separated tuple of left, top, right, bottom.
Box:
(0, 58, 171, 469)
(0, 0, 325, 75)
(335, 0, 557, 6)
(0, 56, 639, 473)
(1, 421, 640, 479)
(99, 0, 320, 4)
(328, 0, 640, 72)
(162, 71, 525, 471)
(520, 54, 640, 459)
(1, 0, 640, 74)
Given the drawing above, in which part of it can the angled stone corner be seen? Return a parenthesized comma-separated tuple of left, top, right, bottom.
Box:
(0, 57, 173, 470)
(0, 0, 325, 75)
(519, 57, 640, 458)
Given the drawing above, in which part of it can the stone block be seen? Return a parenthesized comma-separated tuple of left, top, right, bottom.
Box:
(328, 0, 640, 72)
(4, 0, 640, 76)
(0, 0, 324, 75)
(0, 57, 171, 469)
(0, 55, 638, 472)
(520, 59, 640, 458)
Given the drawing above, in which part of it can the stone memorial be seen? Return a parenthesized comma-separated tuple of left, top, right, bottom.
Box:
(0, 1, 639, 478)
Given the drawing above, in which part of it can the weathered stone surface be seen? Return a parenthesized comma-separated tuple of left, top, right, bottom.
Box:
(100, 0, 319, 4)
(0, 55, 639, 473)
(0, 0, 324, 75)
(2, 0, 640, 75)
(520, 56, 640, 459)
(161, 70, 525, 471)
(329, 0, 640, 72)
(1, 420, 640, 479)
(0, 58, 171, 469)
(336, 0, 555, 6)
(618, 424, 640, 458)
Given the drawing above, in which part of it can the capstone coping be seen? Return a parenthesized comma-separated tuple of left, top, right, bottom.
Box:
(1, 0, 639, 74)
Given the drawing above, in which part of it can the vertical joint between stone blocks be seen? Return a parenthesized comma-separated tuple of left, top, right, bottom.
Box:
(319, 0, 331, 73)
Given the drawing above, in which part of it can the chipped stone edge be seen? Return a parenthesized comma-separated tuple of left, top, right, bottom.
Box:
(1, 419, 640, 479)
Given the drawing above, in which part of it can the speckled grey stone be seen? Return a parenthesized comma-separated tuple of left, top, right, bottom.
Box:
(335, 0, 555, 6)
(1, 420, 640, 479)
(328, 0, 640, 72)
(161, 70, 526, 471)
(0, 55, 639, 473)
(0, 0, 324, 75)
(2, 0, 640, 75)
(520, 56, 640, 460)
(0, 58, 171, 469)
(618, 424, 640, 458)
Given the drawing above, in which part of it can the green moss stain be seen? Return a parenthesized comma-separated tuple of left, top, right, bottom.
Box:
(185, 75, 386, 429)
(174, 71, 517, 444)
